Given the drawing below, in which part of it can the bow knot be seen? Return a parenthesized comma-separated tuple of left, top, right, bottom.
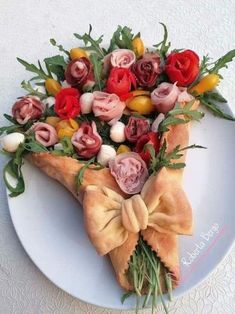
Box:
(83, 168, 193, 256)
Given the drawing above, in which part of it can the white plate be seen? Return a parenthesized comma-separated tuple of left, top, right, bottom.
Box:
(7, 105, 235, 310)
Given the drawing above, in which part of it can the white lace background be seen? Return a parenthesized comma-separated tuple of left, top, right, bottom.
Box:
(0, 1, 235, 313)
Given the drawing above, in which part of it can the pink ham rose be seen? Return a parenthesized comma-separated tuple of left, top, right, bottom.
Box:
(125, 116, 150, 143)
(12, 96, 44, 125)
(109, 152, 149, 194)
(92, 91, 125, 125)
(177, 87, 195, 103)
(32, 122, 58, 147)
(65, 57, 95, 89)
(103, 49, 136, 73)
(151, 82, 180, 114)
(71, 121, 102, 158)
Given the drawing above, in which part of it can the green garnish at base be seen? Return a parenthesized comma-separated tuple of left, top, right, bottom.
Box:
(123, 237, 172, 314)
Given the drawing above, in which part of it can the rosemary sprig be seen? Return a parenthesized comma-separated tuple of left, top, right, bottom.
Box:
(158, 101, 205, 132)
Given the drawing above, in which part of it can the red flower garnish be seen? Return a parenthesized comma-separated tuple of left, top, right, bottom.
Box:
(165, 50, 199, 86)
(55, 88, 81, 119)
(106, 67, 136, 98)
(135, 132, 160, 165)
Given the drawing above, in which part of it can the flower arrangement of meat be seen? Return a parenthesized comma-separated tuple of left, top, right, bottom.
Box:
(1, 24, 235, 313)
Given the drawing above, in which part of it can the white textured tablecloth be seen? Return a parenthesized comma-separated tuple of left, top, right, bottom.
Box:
(0, 1, 235, 313)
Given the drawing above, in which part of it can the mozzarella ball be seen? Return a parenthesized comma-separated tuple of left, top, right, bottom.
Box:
(80, 92, 94, 114)
(54, 143, 63, 150)
(151, 113, 165, 132)
(43, 96, 55, 107)
(1, 132, 25, 153)
(110, 121, 126, 143)
(97, 145, 116, 166)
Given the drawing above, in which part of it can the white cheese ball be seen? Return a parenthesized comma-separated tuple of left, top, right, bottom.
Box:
(151, 113, 165, 132)
(42, 96, 55, 107)
(1, 132, 25, 153)
(97, 145, 116, 167)
(80, 92, 94, 114)
(110, 121, 126, 143)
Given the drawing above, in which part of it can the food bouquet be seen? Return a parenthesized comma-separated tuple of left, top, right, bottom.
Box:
(1, 24, 235, 313)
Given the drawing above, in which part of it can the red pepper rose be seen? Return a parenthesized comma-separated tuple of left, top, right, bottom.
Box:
(131, 52, 161, 88)
(165, 50, 199, 87)
(135, 132, 160, 165)
(55, 88, 81, 119)
(106, 67, 136, 100)
(65, 57, 94, 89)
(71, 121, 102, 158)
(124, 116, 150, 143)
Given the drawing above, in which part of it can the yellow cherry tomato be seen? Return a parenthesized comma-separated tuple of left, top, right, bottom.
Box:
(45, 78, 62, 96)
(131, 89, 150, 97)
(70, 48, 88, 60)
(56, 118, 79, 139)
(132, 37, 145, 57)
(117, 144, 131, 155)
(126, 95, 154, 115)
(45, 116, 61, 127)
(190, 74, 220, 95)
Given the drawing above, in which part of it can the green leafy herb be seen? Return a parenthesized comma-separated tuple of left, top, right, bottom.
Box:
(153, 23, 171, 58)
(208, 49, 235, 75)
(17, 58, 50, 80)
(21, 80, 47, 99)
(52, 136, 75, 157)
(108, 25, 134, 51)
(147, 139, 206, 175)
(44, 55, 67, 81)
(89, 53, 104, 91)
(199, 93, 235, 121)
(3, 136, 48, 197)
(74, 25, 105, 58)
(121, 291, 133, 304)
(0, 124, 21, 136)
(75, 157, 95, 189)
(158, 101, 205, 132)
(127, 237, 169, 313)
(50, 38, 70, 56)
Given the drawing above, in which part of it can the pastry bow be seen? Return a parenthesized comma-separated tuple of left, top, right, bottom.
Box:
(83, 168, 193, 256)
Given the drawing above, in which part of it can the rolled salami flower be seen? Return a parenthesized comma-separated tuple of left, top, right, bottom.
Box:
(151, 82, 180, 114)
(92, 91, 125, 125)
(71, 121, 102, 158)
(12, 96, 44, 125)
(109, 152, 148, 194)
(31, 122, 58, 147)
(103, 49, 136, 73)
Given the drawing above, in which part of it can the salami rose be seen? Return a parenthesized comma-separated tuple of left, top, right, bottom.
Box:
(12, 96, 44, 125)
(92, 91, 125, 125)
(151, 82, 180, 114)
(71, 121, 102, 158)
(32, 122, 58, 147)
(109, 152, 148, 194)
(131, 52, 161, 88)
(65, 57, 94, 89)
(103, 49, 136, 73)
(124, 116, 150, 143)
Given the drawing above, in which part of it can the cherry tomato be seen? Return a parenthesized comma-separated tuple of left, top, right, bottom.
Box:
(132, 37, 145, 57)
(70, 48, 88, 60)
(190, 74, 220, 95)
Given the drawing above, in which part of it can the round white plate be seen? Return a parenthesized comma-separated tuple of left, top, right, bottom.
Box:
(7, 106, 235, 310)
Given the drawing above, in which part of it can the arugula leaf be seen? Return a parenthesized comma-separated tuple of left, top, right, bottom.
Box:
(108, 25, 134, 51)
(153, 23, 171, 58)
(3, 136, 49, 197)
(200, 94, 235, 121)
(3, 114, 18, 124)
(74, 25, 105, 58)
(44, 55, 67, 81)
(158, 101, 204, 132)
(21, 80, 47, 99)
(89, 53, 104, 91)
(209, 49, 235, 74)
(0, 124, 21, 136)
(147, 140, 206, 175)
(75, 157, 96, 189)
(17, 58, 49, 80)
(52, 136, 75, 157)
(121, 291, 133, 304)
(50, 38, 70, 56)
(44, 55, 67, 69)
